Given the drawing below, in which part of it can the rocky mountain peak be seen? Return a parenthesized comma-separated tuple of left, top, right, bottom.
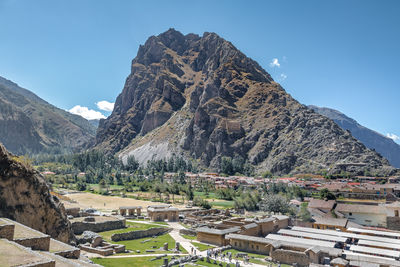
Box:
(95, 29, 396, 176)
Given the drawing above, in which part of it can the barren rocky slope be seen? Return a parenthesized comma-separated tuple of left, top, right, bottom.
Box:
(95, 29, 396, 176)
(0, 76, 96, 155)
(0, 143, 74, 242)
(310, 105, 400, 168)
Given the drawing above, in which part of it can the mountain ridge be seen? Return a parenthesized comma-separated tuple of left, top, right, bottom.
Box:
(0, 76, 96, 154)
(309, 105, 400, 168)
(95, 28, 396, 176)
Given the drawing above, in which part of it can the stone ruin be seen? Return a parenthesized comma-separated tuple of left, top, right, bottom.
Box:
(78, 231, 125, 256)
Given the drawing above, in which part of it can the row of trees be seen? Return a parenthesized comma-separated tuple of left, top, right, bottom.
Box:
(220, 156, 254, 176)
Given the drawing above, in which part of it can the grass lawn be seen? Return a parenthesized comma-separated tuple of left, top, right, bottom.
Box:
(181, 234, 196, 240)
(194, 191, 217, 199)
(111, 233, 187, 255)
(210, 200, 234, 209)
(93, 256, 225, 267)
(128, 219, 169, 226)
(179, 222, 191, 229)
(92, 256, 172, 267)
(191, 241, 215, 251)
(98, 222, 166, 241)
(224, 249, 291, 266)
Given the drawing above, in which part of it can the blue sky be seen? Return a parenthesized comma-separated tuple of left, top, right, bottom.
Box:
(0, 0, 399, 143)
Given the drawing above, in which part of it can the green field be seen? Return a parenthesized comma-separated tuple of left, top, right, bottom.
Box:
(194, 191, 217, 199)
(98, 222, 167, 241)
(92, 256, 171, 267)
(191, 241, 215, 251)
(210, 200, 234, 208)
(92, 256, 224, 267)
(181, 234, 196, 240)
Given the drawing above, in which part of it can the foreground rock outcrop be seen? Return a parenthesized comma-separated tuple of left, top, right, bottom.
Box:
(95, 28, 396, 176)
(0, 144, 74, 243)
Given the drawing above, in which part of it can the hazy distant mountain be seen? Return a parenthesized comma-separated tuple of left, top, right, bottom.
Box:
(310, 105, 400, 168)
(89, 119, 100, 128)
(95, 28, 395, 176)
(0, 76, 96, 154)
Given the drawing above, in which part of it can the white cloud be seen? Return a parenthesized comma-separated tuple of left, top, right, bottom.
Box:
(269, 58, 280, 68)
(387, 133, 400, 141)
(68, 105, 106, 120)
(96, 100, 114, 112)
(278, 73, 287, 82)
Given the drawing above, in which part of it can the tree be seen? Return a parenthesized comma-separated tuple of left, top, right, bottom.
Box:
(259, 194, 290, 214)
(76, 180, 87, 191)
(319, 188, 336, 200)
(221, 157, 233, 175)
(298, 203, 313, 222)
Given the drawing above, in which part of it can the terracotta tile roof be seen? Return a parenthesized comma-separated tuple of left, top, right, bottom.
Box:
(313, 216, 348, 227)
(308, 199, 336, 210)
(335, 204, 386, 214)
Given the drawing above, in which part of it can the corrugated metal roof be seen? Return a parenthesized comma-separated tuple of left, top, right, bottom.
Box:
(292, 226, 400, 244)
(357, 239, 400, 250)
(196, 226, 240, 235)
(266, 234, 336, 248)
(278, 229, 347, 243)
(349, 245, 400, 258)
(344, 251, 400, 266)
(348, 227, 400, 238)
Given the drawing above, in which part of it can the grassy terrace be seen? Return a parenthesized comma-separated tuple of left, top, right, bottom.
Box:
(181, 234, 196, 240)
(224, 249, 291, 267)
(92, 256, 172, 267)
(97, 221, 187, 255)
(98, 221, 166, 240)
(93, 256, 226, 267)
(209, 200, 234, 209)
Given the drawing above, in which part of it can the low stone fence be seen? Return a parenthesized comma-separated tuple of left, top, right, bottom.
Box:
(179, 228, 196, 236)
(111, 227, 171, 242)
(71, 217, 125, 235)
(79, 244, 114, 256)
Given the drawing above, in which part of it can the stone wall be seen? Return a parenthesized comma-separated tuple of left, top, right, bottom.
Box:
(111, 227, 171, 242)
(197, 232, 227, 246)
(79, 244, 114, 256)
(0, 222, 14, 240)
(271, 249, 310, 267)
(387, 216, 400, 231)
(229, 239, 270, 255)
(179, 228, 196, 236)
(14, 236, 51, 251)
(71, 218, 125, 235)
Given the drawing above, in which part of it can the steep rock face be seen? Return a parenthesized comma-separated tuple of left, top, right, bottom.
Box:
(0, 144, 74, 242)
(310, 105, 400, 168)
(0, 76, 96, 155)
(95, 29, 396, 175)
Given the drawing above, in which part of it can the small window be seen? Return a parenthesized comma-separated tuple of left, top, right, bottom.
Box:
(349, 212, 352, 216)
(251, 244, 254, 249)
(395, 210, 399, 217)
(256, 245, 259, 250)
